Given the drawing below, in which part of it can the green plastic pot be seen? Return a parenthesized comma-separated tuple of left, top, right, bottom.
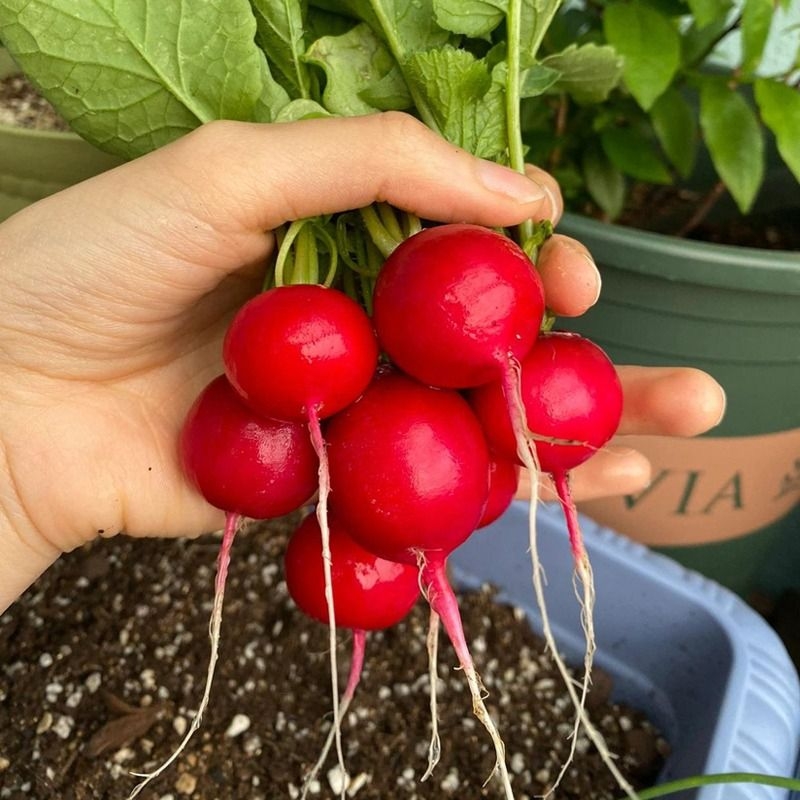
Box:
(0, 48, 121, 222)
(558, 211, 800, 597)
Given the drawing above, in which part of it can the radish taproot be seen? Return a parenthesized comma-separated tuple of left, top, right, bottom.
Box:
(325, 368, 517, 798)
(470, 331, 631, 796)
(284, 512, 420, 798)
(223, 283, 380, 785)
(129, 375, 319, 797)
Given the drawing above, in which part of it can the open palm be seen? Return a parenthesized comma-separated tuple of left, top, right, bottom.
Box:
(0, 114, 724, 611)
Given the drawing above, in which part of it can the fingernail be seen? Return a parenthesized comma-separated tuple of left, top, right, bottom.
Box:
(584, 253, 602, 305)
(714, 384, 727, 427)
(476, 159, 547, 204)
(562, 238, 602, 305)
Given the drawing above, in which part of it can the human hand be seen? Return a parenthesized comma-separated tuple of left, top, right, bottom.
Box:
(0, 113, 724, 611)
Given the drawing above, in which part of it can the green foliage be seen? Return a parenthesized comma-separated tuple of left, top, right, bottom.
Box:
(699, 75, 765, 213)
(521, 0, 800, 218)
(404, 47, 507, 159)
(0, 0, 284, 157)
(0, 0, 796, 222)
(603, 1, 682, 110)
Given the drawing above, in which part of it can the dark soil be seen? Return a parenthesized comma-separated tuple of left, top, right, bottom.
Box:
(768, 591, 800, 671)
(0, 516, 668, 800)
(751, 589, 800, 673)
(615, 182, 800, 251)
(0, 73, 71, 131)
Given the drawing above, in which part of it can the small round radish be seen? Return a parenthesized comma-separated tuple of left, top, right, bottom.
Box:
(470, 330, 629, 797)
(372, 224, 545, 389)
(133, 375, 320, 798)
(180, 375, 318, 520)
(224, 283, 379, 790)
(223, 284, 378, 423)
(469, 331, 623, 473)
(326, 368, 516, 797)
(284, 513, 420, 631)
(478, 457, 521, 529)
(326, 368, 490, 564)
(285, 513, 419, 798)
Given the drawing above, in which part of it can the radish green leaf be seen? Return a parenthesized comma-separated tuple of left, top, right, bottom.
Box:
(0, 0, 285, 158)
(305, 23, 406, 115)
(433, 0, 506, 37)
(251, 0, 312, 98)
(404, 47, 506, 159)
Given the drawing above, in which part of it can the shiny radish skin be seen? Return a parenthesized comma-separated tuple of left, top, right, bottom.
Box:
(469, 332, 624, 473)
(326, 369, 491, 564)
(372, 224, 546, 389)
(180, 375, 318, 519)
(284, 514, 420, 631)
(478, 457, 521, 529)
(223, 284, 379, 423)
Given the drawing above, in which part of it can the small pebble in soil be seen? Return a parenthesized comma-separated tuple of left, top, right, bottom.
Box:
(0, 516, 669, 799)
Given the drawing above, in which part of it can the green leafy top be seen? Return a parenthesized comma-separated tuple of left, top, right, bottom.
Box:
(0, 0, 797, 231)
(0, 0, 615, 277)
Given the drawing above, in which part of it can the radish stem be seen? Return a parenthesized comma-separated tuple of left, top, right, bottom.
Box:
(301, 629, 367, 800)
(128, 512, 240, 798)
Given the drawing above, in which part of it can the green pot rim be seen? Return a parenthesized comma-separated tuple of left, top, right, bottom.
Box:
(0, 121, 86, 143)
(560, 212, 800, 295)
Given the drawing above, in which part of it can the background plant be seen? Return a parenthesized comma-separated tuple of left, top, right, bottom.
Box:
(522, 0, 800, 224)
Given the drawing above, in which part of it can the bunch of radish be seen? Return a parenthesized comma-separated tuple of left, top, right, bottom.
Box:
(129, 222, 629, 800)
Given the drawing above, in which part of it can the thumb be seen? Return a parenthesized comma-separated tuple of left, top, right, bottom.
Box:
(144, 112, 558, 234)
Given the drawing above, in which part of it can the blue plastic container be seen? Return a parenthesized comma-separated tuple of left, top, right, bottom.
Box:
(449, 502, 800, 800)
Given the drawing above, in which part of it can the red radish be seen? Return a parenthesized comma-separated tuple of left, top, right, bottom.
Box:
(469, 331, 623, 595)
(372, 223, 545, 390)
(129, 375, 319, 798)
(284, 512, 420, 632)
(285, 512, 420, 798)
(469, 331, 623, 477)
(180, 375, 319, 520)
(326, 368, 515, 799)
(469, 331, 630, 796)
(325, 368, 490, 564)
(223, 283, 380, 788)
(478, 456, 521, 529)
(223, 284, 378, 423)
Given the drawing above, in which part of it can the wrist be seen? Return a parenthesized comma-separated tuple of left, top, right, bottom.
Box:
(0, 437, 60, 614)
